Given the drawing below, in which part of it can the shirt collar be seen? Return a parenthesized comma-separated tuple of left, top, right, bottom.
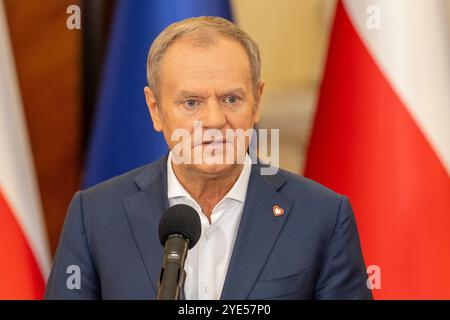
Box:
(167, 151, 252, 204)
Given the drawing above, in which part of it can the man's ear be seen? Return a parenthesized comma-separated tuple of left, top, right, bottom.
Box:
(254, 81, 265, 123)
(144, 86, 163, 132)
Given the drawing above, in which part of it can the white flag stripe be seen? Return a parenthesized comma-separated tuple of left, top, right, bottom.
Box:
(0, 1, 51, 278)
(343, 0, 450, 175)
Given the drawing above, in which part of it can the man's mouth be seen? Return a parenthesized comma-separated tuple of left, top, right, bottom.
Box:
(193, 139, 229, 147)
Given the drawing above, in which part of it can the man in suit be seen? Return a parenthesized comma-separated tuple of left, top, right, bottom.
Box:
(45, 16, 371, 300)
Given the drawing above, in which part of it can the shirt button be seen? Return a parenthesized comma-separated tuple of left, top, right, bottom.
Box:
(203, 286, 209, 294)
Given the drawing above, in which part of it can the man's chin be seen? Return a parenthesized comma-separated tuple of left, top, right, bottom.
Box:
(189, 162, 241, 176)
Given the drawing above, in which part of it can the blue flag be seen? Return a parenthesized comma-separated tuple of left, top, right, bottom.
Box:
(83, 0, 233, 188)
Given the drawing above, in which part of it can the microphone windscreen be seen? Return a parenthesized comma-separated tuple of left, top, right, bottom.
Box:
(158, 204, 201, 249)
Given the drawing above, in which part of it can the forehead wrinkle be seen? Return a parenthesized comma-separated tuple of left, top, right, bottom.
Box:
(175, 89, 210, 99)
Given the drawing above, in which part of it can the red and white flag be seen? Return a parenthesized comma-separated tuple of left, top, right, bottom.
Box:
(305, 0, 450, 299)
(0, 1, 50, 299)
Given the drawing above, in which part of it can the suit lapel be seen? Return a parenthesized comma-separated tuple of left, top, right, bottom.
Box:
(122, 156, 169, 296)
(220, 164, 292, 299)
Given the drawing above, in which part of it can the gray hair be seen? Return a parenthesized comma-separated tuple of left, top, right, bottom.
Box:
(146, 16, 261, 100)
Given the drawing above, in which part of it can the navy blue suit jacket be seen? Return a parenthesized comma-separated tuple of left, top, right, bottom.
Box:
(45, 155, 372, 299)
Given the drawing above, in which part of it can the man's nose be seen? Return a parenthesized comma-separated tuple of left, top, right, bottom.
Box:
(200, 99, 227, 129)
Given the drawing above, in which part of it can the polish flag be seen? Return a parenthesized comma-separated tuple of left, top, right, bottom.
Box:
(0, 1, 51, 299)
(305, 0, 450, 299)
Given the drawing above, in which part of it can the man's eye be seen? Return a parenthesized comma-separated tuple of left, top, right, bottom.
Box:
(224, 96, 239, 104)
(184, 99, 198, 108)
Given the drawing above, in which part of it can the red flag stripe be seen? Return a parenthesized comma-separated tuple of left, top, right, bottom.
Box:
(305, 1, 450, 299)
(0, 188, 45, 299)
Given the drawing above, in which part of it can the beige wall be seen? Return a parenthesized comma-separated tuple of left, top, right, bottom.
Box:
(232, 0, 335, 89)
(232, 0, 450, 174)
(232, 0, 336, 174)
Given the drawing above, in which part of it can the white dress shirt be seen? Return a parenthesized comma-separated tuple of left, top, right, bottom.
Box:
(167, 152, 252, 300)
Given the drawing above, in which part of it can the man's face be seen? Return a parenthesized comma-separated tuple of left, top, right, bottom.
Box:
(145, 34, 264, 175)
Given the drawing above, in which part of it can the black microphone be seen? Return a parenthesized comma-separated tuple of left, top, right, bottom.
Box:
(157, 204, 201, 300)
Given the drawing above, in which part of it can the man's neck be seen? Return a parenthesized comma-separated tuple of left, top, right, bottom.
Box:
(171, 163, 244, 222)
